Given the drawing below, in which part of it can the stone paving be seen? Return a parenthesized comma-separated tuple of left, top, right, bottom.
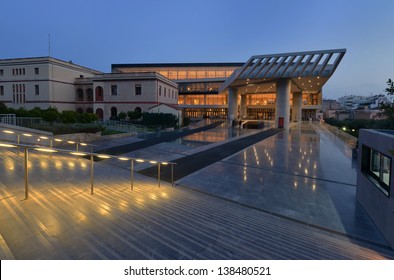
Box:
(0, 121, 393, 259)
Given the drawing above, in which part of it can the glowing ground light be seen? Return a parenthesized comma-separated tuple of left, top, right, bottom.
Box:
(70, 152, 87, 156)
(136, 159, 145, 163)
(149, 160, 157, 164)
(34, 148, 57, 153)
(23, 133, 33, 137)
(97, 154, 111, 159)
(3, 130, 14, 134)
(118, 157, 129, 161)
(0, 143, 17, 148)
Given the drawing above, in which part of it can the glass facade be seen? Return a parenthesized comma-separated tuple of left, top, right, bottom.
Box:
(114, 66, 239, 81)
(178, 82, 222, 94)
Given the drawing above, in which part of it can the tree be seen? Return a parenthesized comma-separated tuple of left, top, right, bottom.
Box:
(0, 102, 8, 114)
(380, 79, 394, 121)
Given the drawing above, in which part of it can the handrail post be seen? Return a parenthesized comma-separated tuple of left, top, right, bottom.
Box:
(130, 159, 134, 190)
(17, 134, 20, 156)
(171, 164, 174, 187)
(158, 163, 161, 188)
(24, 147, 29, 200)
(90, 155, 94, 194)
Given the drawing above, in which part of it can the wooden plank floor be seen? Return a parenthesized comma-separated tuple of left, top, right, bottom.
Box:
(0, 148, 393, 259)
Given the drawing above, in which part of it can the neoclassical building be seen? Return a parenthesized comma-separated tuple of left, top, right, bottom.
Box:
(0, 57, 100, 111)
(74, 72, 178, 120)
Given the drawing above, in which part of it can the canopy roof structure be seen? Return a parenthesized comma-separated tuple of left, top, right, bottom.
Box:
(219, 49, 346, 95)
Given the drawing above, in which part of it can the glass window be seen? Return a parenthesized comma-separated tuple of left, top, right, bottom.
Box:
(35, 85, 40, 95)
(370, 150, 381, 178)
(177, 71, 187, 79)
(187, 71, 196, 79)
(111, 85, 117, 95)
(362, 145, 391, 196)
(0, 86, 4, 96)
(35, 67, 39, 75)
(196, 71, 206, 78)
(0, 69, 3, 76)
(168, 71, 177, 79)
(135, 84, 142, 95)
(382, 155, 391, 186)
(159, 86, 161, 96)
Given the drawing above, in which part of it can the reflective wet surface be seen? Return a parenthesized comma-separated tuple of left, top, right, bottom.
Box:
(1, 122, 393, 259)
(177, 123, 386, 245)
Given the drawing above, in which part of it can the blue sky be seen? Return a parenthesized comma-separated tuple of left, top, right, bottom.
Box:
(1, 0, 393, 99)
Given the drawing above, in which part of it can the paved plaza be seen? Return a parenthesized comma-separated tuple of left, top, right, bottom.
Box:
(0, 121, 393, 259)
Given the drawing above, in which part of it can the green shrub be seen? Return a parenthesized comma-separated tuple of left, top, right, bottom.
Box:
(118, 112, 127, 120)
(76, 112, 99, 123)
(59, 110, 77, 124)
(141, 112, 178, 128)
(127, 110, 142, 120)
(183, 117, 191, 126)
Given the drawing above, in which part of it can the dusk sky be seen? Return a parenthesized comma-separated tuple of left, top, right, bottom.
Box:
(1, 0, 393, 99)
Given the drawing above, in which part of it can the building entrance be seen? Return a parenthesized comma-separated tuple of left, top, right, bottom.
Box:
(247, 108, 275, 120)
(302, 109, 316, 121)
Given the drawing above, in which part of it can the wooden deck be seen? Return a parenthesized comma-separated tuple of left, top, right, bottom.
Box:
(0, 148, 393, 259)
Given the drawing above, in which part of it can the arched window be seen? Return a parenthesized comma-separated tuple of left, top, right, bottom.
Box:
(76, 88, 84, 101)
(96, 108, 104, 121)
(86, 88, 93, 101)
(86, 108, 93, 113)
(111, 107, 117, 118)
(95, 86, 103, 101)
(76, 108, 83, 114)
(135, 107, 142, 114)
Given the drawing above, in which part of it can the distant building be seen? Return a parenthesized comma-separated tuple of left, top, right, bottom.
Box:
(0, 57, 100, 111)
(74, 72, 178, 120)
(322, 99, 342, 119)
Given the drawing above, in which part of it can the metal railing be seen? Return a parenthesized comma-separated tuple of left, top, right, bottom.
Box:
(98, 120, 149, 134)
(0, 114, 16, 126)
(1, 128, 96, 154)
(0, 141, 176, 200)
(15, 117, 43, 127)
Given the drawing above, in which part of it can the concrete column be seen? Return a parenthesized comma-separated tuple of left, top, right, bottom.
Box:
(292, 92, 302, 122)
(240, 95, 247, 119)
(228, 87, 239, 122)
(275, 79, 291, 129)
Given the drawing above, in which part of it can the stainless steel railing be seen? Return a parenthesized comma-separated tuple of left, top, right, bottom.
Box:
(0, 142, 176, 200)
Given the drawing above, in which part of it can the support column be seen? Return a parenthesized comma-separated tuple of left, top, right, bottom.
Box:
(228, 87, 239, 122)
(275, 79, 291, 129)
(292, 92, 302, 122)
(240, 95, 247, 119)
